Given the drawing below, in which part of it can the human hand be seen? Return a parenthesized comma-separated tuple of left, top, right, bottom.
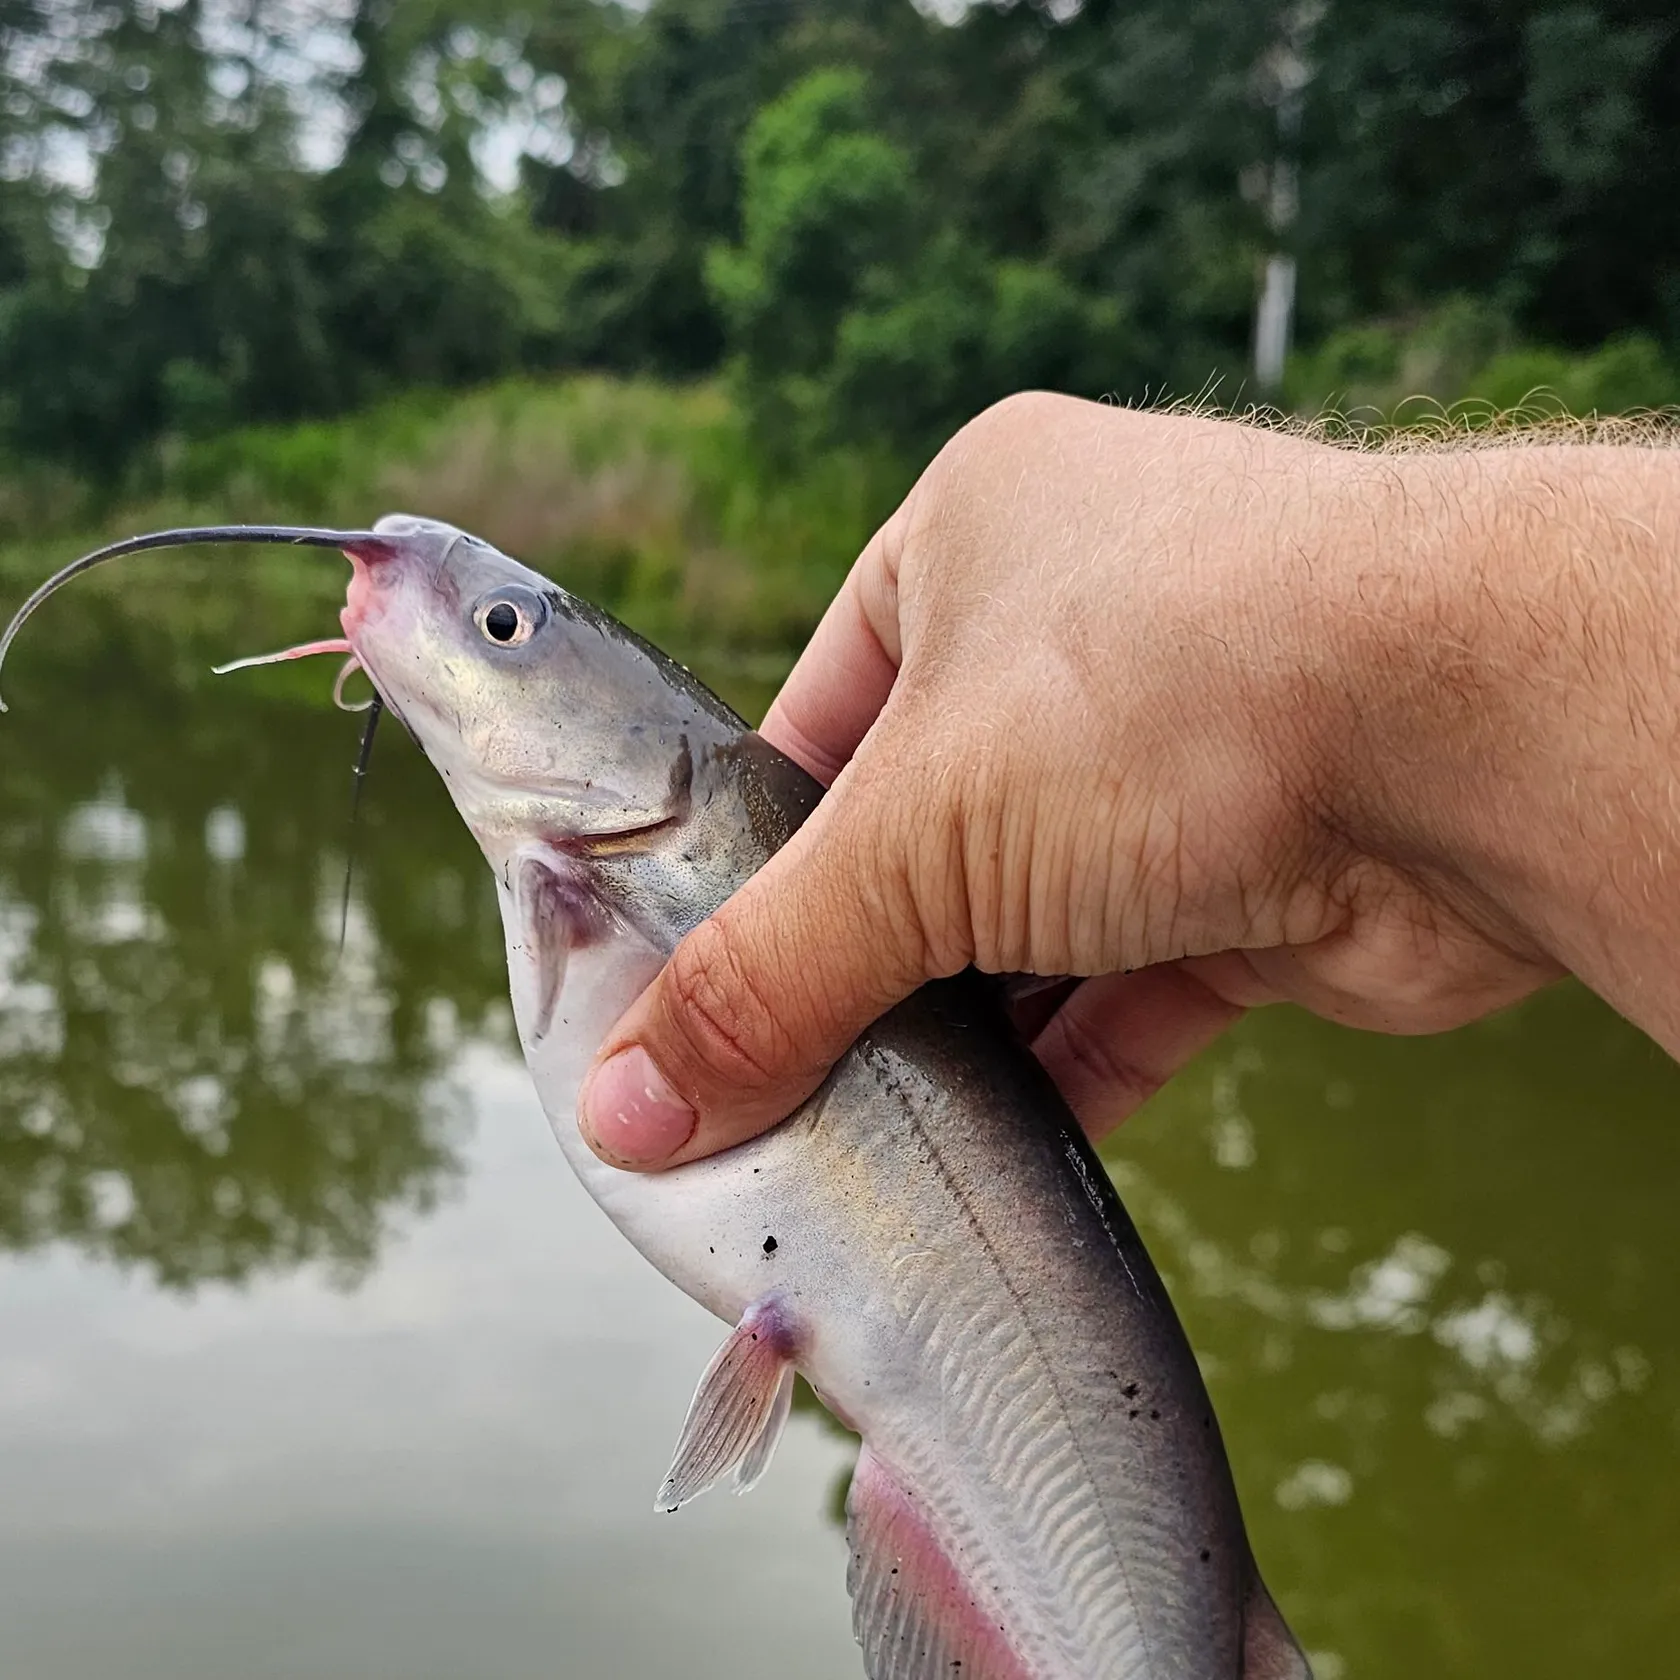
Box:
(578, 394, 1680, 1167)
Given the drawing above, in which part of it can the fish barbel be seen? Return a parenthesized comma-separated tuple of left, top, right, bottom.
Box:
(0, 516, 1312, 1680)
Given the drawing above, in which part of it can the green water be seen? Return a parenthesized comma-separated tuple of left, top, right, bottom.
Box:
(0, 552, 1674, 1678)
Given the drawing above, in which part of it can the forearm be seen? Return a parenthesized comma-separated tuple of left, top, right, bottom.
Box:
(1341, 440, 1680, 1052)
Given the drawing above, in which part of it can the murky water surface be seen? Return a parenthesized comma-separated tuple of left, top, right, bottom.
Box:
(0, 554, 1674, 1678)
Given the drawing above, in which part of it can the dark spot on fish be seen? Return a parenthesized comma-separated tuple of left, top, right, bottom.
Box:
(750, 1333, 758, 1342)
(708, 1246, 714, 1254)
(1200, 1549, 1211, 1563)
(1150, 1409, 1160, 1420)
(752, 1167, 760, 1174)
(1128, 1409, 1139, 1419)
(762, 1235, 778, 1255)
(1203, 1414, 1212, 1429)
(1122, 1381, 1139, 1398)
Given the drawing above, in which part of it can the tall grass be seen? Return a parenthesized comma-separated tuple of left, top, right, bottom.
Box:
(1285, 300, 1680, 430)
(0, 377, 907, 712)
(3, 343, 1672, 716)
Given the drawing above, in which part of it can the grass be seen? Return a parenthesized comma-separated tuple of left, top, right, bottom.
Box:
(2, 339, 1673, 722)
(1284, 300, 1680, 432)
(0, 376, 907, 720)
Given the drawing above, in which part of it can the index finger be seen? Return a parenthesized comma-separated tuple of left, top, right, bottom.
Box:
(759, 502, 909, 786)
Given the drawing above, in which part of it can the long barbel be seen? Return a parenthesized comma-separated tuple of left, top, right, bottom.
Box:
(0, 525, 391, 712)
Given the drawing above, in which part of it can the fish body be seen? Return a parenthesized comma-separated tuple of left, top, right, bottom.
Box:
(497, 736, 1264, 1677)
(548, 959, 1275, 1679)
(334, 516, 1311, 1680)
(1, 514, 1311, 1679)
(335, 516, 1312, 1680)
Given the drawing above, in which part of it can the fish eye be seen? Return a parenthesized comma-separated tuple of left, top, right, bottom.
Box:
(472, 585, 547, 649)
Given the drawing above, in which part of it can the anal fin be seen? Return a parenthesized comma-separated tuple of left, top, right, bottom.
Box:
(655, 1294, 798, 1513)
(846, 1447, 1031, 1680)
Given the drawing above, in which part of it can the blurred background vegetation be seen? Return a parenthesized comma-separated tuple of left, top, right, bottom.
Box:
(0, 21, 1677, 1675)
(0, 0, 1675, 640)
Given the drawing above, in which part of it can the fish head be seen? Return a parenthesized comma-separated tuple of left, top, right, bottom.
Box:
(339, 513, 742, 867)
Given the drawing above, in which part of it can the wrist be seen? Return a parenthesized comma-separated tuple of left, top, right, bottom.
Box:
(1335, 441, 1680, 1049)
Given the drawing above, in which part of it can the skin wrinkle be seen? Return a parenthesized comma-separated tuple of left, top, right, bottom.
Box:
(955, 749, 1003, 970)
(1158, 792, 1191, 978)
(664, 921, 786, 1090)
(774, 713, 847, 788)
(901, 740, 974, 982)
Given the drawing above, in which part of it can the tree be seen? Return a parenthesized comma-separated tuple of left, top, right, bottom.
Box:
(1298, 1, 1680, 348)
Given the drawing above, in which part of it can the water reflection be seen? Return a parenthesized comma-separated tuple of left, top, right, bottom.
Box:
(1112, 990, 1680, 1679)
(0, 588, 506, 1288)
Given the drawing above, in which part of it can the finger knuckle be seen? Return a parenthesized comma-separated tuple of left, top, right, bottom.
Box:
(663, 917, 783, 1093)
(958, 389, 1079, 453)
(914, 393, 1077, 541)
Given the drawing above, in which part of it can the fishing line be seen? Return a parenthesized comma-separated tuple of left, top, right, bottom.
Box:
(337, 691, 385, 956)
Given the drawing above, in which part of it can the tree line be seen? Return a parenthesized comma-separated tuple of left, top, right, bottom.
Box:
(0, 0, 1674, 475)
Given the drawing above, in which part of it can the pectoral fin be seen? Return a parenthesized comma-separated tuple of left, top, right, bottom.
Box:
(655, 1294, 798, 1513)
(512, 848, 612, 1043)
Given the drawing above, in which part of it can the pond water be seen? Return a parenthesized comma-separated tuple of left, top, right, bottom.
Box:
(0, 549, 1674, 1679)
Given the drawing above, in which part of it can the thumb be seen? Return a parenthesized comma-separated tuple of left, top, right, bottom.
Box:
(576, 749, 951, 1170)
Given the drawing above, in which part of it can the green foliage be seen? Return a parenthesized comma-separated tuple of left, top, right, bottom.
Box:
(827, 241, 1128, 457)
(1297, 0, 1680, 350)
(709, 70, 916, 379)
(1476, 335, 1680, 418)
(317, 190, 564, 388)
(709, 66, 1131, 459)
(0, 0, 1673, 486)
(707, 68, 916, 450)
(1288, 303, 1680, 421)
(0, 375, 902, 699)
(0, 0, 586, 472)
